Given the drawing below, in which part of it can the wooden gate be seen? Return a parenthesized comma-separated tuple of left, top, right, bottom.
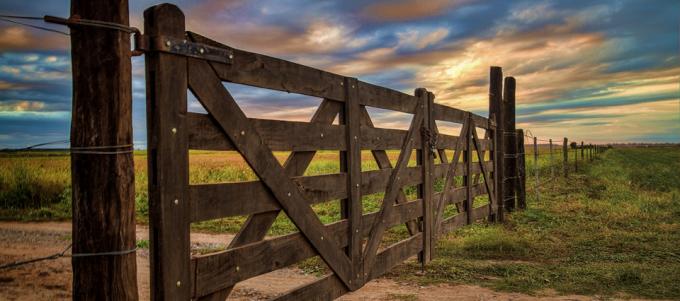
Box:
(144, 4, 498, 300)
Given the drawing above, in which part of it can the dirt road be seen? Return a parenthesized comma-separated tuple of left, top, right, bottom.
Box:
(0, 222, 620, 300)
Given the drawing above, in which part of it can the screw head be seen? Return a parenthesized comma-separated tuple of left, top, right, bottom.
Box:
(165, 40, 172, 47)
(320, 236, 324, 240)
(229, 54, 234, 59)
(356, 183, 359, 188)
(236, 266, 240, 272)
(176, 281, 181, 287)
(240, 130, 245, 135)
(199, 48, 205, 54)
(174, 199, 179, 205)
(287, 192, 291, 197)
(171, 128, 177, 134)
(340, 82, 344, 86)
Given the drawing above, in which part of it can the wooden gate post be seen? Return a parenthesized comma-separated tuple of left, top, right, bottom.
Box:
(144, 4, 191, 300)
(549, 139, 553, 177)
(417, 89, 435, 264)
(581, 141, 584, 162)
(574, 143, 578, 172)
(502, 77, 516, 212)
(563, 138, 568, 177)
(70, 0, 138, 299)
(515, 129, 526, 209)
(488, 67, 504, 221)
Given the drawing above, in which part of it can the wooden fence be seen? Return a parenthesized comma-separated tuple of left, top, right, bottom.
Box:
(144, 4, 504, 301)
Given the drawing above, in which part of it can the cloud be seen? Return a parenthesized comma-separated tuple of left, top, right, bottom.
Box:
(362, 0, 472, 22)
(397, 27, 450, 49)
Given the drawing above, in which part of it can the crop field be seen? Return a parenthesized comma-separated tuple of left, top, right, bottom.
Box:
(1, 147, 678, 299)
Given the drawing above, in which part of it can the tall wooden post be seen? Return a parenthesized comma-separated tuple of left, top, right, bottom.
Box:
(502, 77, 516, 212)
(563, 138, 568, 177)
(145, 4, 191, 300)
(417, 88, 434, 265)
(489, 67, 504, 221)
(574, 143, 578, 172)
(70, 0, 138, 299)
(515, 129, 526, 209)
(581, 141, 584, 162)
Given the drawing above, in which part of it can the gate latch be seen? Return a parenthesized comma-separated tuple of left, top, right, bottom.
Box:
(134, 34, 234, 64)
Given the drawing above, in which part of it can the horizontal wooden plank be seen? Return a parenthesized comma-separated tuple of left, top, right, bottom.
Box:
(190, 161, 492, 221)
(357, 81, 418, 113)
(188, 113, 346, 151)
(369, 232, 422, 279)
(432, 103, 493, 130)
(188, 32, 347, 101)
(192, 199, 422, 297)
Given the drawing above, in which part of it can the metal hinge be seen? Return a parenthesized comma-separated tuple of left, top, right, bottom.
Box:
(134, 34, 233, 64)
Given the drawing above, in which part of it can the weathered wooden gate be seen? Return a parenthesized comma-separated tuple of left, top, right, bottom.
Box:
(144, 4, 498, 300)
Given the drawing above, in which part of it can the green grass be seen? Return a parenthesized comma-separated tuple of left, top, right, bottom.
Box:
(389, 146, 680, 299)
(2, 146, 679, 299)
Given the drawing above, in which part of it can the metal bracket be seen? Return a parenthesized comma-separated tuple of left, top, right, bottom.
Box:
(135, 35, 233, 64)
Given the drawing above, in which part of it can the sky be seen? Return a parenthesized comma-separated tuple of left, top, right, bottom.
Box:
(0, 0, 678, 149)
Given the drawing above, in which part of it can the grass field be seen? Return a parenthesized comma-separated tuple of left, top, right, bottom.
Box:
(1, 146, 678, 299)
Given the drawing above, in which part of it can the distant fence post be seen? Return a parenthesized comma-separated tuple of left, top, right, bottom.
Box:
(489, 66, 504, 221)
(502, 76, 517, 212)
(549, 139, 553, 178)
(581, 141, 584, 162)
(574, 143, 578, 172)
(563, 137, 568, 177)
(533, 137, 539, 202)
(516, 129, 526, 209)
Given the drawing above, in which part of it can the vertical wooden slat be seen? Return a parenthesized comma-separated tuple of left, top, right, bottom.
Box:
(488, 67, 504, 221)
(343, 77, 363, 289)
(144, 4, 190, 300)
(421, 90, 434, 263)
(465, 114, 473, 225)
(533, 136, 539, 203)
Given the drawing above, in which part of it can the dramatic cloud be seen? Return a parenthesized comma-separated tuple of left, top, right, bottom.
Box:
(0, 0, 678, 148)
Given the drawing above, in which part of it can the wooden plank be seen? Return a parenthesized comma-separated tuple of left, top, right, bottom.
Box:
(144, 4, 191, 300)
(362, 91, 424, 276)
(421, 90, 434, 264)
(188, 113, 345, 151)
(187, 32, 346, 101)
(189, 160, 493, 221)
(470, 119, 498, 221)
(188, 113, 490, 152)
(343, 77, 363, 288)
(188, 58, 353, 287)
(193, 199, 422, 296)
(357, 81, 418, 113)
(432, 103, 492, 130)
(465, 117, 473, 225)
(488, 66, 504, 222)
(360, 107, 419, 236)
(438, 213, 467, 234)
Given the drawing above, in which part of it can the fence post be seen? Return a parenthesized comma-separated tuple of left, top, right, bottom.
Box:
(574, 142, 578, 172)
(533, 137, 539, 202)
(549, 139, 553, 178)
(516, 129, 526, 209)
(144, 4, 191, 300)
(581, 141, 584, 163)
(464, 114, 473, 225)
(502, 76, 516, 212)
(489, 66, 504, 221)
(70, 0, 138, 299)
(417, 89, 434, 265)
(563, 137, 568, 177)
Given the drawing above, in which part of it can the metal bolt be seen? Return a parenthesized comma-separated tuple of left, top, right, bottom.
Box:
(182, 39, 187, 44)
(320, 236, 324, 240)
(287, 192, 291, 197)
(171, 128, 177, 134)
(229, 54, 234, 59)
(320, 133, 324, 138)
(354, 136, 358, 140)
(351, 85, 355, 88)
(176, 281, 181, 287)
(236, 266, 240, 272)
(240, 130, 245, 135)
(340, 82, 344, 86)
(174, 199, 179, 205)
(356, 183, 359, 188)
(356, 229, 359, 233)
(199, 48, 205, 54)
(165, 40, 172, 47)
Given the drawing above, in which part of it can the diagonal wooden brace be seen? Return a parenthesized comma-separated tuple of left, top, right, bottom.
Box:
(188, 58, 353, 288)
